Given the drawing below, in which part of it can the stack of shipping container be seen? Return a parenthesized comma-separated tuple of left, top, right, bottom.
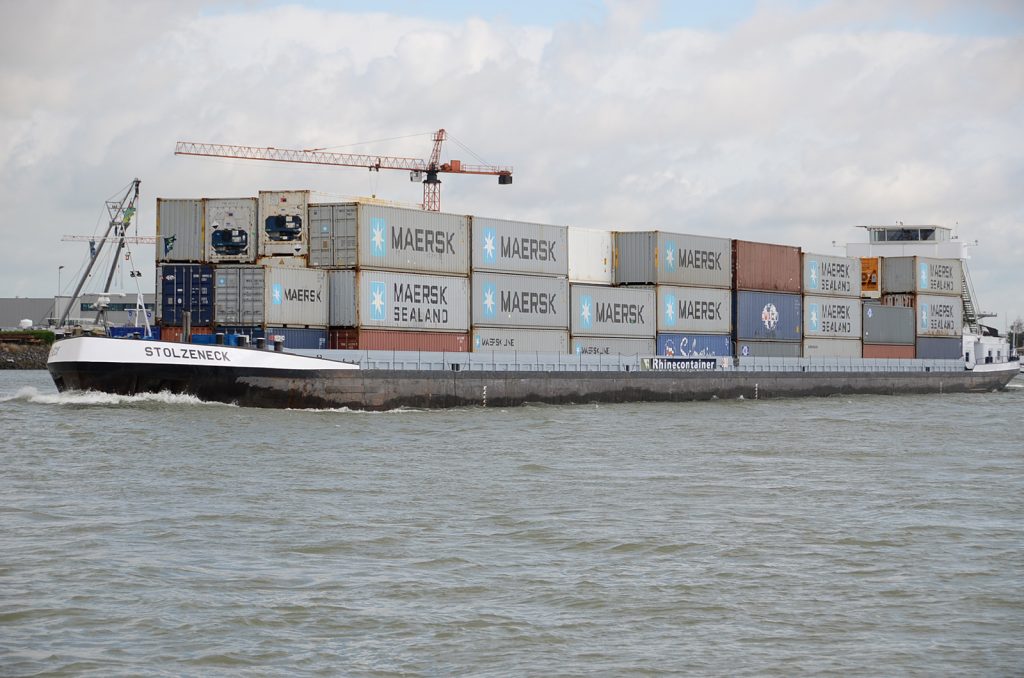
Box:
(156, 187, 969, 360)
(800, 253, 862, 358)
(879, 256, 964, 359)
(732, 240, 803, 357)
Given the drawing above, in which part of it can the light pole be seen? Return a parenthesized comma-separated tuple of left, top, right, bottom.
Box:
(57, 265, 64, 325)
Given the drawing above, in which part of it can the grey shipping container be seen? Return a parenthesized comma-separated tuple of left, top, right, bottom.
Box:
(472, 327, 569, 353)
(358, 203, 470, 275)
(205, 198, 258, 264)
(571, 284, 655, 338)
(472, 272, 568, 329)
(656, 285, 732, 334)
(736, 340, 802, 358)
(308, 203, 357, 268)
(915, 294, 963, 337)
(802, 253, 861, 297)
(802, 338, 862, 358)
(862, 303, 915, 345)
(328, 269, 356, 327)
(157, 198, 204, 263)
(916, 336, 962, 359)
(471, 216, 568, 277)
(567, 227, 613, 284)
(614, 231, 732, 288)
(214, 265, 265, 325)
(357, 270, 469, 332)
(734, 291, 802, 342)
(258, 190, 309, 257)
(881, 256, 963, 296)
(803, 295, 862, 339)
(572, 336, 655, 356)
(264, 267, 328, 327)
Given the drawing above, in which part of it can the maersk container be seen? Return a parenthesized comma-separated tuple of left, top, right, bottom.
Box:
(881, 256, 963, 296)
(266, 327, 327, 350)
(567, 227, 612, 284)
(656, 285, 731, 334)
(571, 336, 655, 356)
(657, 333, 731, 357)
(328, 269, 356, 327)
(308, 203, 357, 268)
(357, 203, 469, 275)
(472, 272, 568, 329)
(204, 198, 257, 264)
(802, 253, 861, 297)
(915, 294, 963, 337)
(803, 295, 862, 339)
(258, 190, 309, 257)
(357, 271, 469, 332)
(570, 284, 655, 338)
(471, 216, 567, 277)
(863, 343, 915, 359)
(355, 329, 469, 352)
(732, 240, 801, 293)
(733, 291, 802, 342)
(156, 198, 204, 263)
(802, 338, 862, 358)
(862, 303, 914, 345)
(213, 266, 265, 326)
(613, 231, 732, 288)
(264, 267, 328, 327)
(735, 340, 802, 358)
(158, 264, 213, 325)
(472, 327, 569, 353)
(916, 336, 962, 359)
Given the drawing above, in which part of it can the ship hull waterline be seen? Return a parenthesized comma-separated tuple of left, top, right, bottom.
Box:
(47, 338, 1018, 411)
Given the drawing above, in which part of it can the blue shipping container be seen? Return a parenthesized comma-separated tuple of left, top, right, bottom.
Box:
(108, 326, 161, 340)
(734, 291, 802, 342)
(215, 326, 265, 346)
(916, 336, 961, 359)
(657, 333, 732, 357)
(266, 327, 328, 350)
(159, 264, 213, 325)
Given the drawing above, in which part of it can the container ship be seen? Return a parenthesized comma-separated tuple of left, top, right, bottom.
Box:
(47, 191, 1018, 410)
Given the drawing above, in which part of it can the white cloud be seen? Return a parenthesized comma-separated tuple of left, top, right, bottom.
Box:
(1, 1, 1021, 324)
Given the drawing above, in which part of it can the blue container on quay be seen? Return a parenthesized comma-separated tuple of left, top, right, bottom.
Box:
(733, 291, 802, 342)
(109, 326, 161, 340)
(159, 264, 213, 326)
(265, 327, 328, 349)
(657, 333, 732, 357)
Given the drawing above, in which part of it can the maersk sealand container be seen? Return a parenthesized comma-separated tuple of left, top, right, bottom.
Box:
(570, 285, 655, 338)
(356, 270, 469, 332)
(733, 291, 802, 342)
(803, 296, 862, 339)
(471, 217, 567, 277)
(802, 253, 861, 297)
(614, 231, 732, 287)
(881, 256, 963, 296)
(471, 272, 568, 329)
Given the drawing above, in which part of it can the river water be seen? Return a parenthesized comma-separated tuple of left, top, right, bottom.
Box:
(2, 369, 1022, 676)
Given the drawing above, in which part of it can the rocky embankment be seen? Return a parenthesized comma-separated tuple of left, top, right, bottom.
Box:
(0, 343, 49, 369)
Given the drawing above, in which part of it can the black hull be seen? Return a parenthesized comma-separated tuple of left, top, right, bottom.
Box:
(48, 360, 1018, 410)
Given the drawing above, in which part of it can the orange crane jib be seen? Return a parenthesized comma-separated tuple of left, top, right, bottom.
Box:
(173, 129, 512, 212)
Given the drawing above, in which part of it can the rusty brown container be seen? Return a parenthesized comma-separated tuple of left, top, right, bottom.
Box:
(862, 343, 916, 359)
(356, 329, 469, 352)
(732, 240, 801, 293)
(328, 328, 360, 350)
(881, 293, 915, 308)
(159, 326, 213, 343)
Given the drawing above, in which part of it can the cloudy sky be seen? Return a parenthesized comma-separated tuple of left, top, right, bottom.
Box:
(2, 0, 1022, 325)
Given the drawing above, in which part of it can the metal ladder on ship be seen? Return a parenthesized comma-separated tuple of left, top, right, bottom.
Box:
(961, 262, 985, 334)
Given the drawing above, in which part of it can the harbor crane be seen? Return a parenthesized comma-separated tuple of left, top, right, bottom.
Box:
(174, 129, 513, 212)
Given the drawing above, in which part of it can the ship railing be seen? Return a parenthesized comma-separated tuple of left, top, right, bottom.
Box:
(289, 349, 964, 374)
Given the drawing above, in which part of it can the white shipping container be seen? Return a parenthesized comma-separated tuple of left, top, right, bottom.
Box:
(916, 294, 963, 337)
(471, 272, 569, 329)
(571, 335, 655, 356)
(656, 286, 731, 334)
(567, 227, 613, 284)
(803, 295, 862, 339)
(357, 270, 470, 332)
(214, 265, 265, 325)
(156, 198, 204, 263)
(204, 198, 258, 264)
(357, 203, 470, 275)
(571, 284, 655, 338)
(258, 190, 309, 257)
(263, 266, 328, 327)
(472, 327, 569, 353)
(802, 338, 862, 358)
(802, 253, 861, 297)
(471, 216, 568, 277)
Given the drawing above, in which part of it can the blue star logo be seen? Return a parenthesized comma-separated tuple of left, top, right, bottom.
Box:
(919, 262, 929, 290)
(664, 240, 677, 272)
(370, 217, 387, 257)
(579, 295, 593, 330)
(271, 283, 283, 305)
(808, 260, 819, 290)
(663, 293, 676, 327)
(482, 227, 497, 264)
(481, 282, 497, 318)
(809, 303, 820, 332)
(370, 281, 387, 321)
(920, 302, 929, 330)
(574, 343, 583, 355)
(474, 334, 481, 348)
